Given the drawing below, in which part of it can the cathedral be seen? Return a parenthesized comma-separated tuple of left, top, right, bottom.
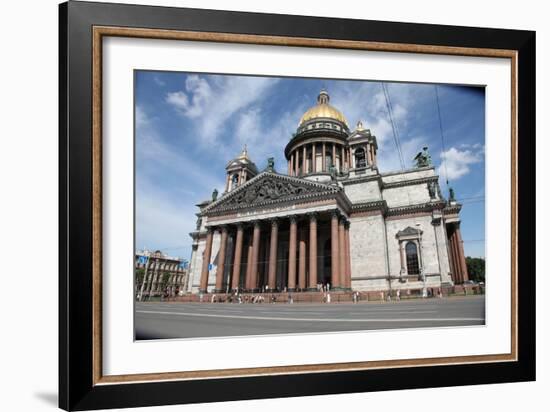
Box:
(187, 90, 469, 295)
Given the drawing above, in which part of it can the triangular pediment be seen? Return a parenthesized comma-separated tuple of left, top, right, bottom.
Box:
(396, 226, 423, 237)
(204, 172, 341, 214)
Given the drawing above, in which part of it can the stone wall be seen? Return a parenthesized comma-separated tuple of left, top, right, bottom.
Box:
(433, 211, 453, 284)
(343, 180, 381, 202)
(381, 167, 435, 183)
(189, 236, 206, 293)
(382, 183, 432, 207)
(349, 212, 388, 291)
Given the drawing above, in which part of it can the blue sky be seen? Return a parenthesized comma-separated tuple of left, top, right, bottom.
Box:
(135, 71, 485, 260)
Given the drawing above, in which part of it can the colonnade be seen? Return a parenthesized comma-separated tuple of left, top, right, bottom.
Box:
(199, 211, 352, 293)
(287, 142, 350, 176)
(287, 141, 377, 176)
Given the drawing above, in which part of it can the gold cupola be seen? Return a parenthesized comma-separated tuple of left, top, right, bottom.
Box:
(299, 90, 348, 127)
(224, 145, 258, 192)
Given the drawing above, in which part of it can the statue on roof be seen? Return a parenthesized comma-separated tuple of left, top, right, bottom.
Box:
(449, 187, 456, 202)
(414, 146, 432, 168)
(329, 164, 337, 181)
(265, 157, 275, 172)
(212, 188, 218, 202)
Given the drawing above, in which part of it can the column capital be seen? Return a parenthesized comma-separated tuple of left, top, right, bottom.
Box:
(307, 212, 317, 222)
(205, 226, 214, 234)
(252, 220, 261, 228)
(289, 215, 298, 224)
(218, 224, 228, 233)
(331, 209, 341, 219)
(344, 219, 351, 229)
(269, 217, 279, 227)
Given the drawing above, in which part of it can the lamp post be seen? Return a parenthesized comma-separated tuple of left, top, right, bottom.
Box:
(138, 252, 149, 302)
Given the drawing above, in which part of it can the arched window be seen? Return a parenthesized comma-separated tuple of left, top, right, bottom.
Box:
(405, 242, 420, 275)
(231, 173, 239, 189)
(355, 148, 366, 168)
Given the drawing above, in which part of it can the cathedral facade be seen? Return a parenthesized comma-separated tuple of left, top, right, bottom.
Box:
(187, 90, 469, 294)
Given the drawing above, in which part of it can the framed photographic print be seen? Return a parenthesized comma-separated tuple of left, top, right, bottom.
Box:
(59, 1, 535, 410)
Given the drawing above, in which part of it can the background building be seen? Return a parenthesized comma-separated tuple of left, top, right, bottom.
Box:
(135, 250, 189, 299)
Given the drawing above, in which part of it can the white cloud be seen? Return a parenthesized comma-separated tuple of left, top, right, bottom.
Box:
(165, 75, 279, 143)
(153, 76, 166, 87)
(378, 136, 428, 172)
(329, 82, 426, 172)
(166, 74, 213, 118)
(438, 146, 484, 180)
(232, 101, 307, 172)
(135, 105, 149, 127)
(135, 105, 226, 197)
(332, 82, 412, 144)
(135, 176, 197, 259)
(235, 108, 262, 146)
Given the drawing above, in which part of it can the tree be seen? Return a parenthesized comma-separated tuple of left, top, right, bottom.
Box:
(465, 257, 485, 283)
(161, 272, 171, 291)
(135, 268, 145, 287)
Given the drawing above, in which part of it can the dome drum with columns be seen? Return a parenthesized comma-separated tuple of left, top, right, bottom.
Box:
(186, 90, 470, 297)
(285, 90, 378, 181)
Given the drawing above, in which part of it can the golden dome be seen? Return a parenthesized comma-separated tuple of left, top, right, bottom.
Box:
(299, 90, 348, 127)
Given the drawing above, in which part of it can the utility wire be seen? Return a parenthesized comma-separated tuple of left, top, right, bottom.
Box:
(382, 83, 406, 170)
(435, 85, 450, 189)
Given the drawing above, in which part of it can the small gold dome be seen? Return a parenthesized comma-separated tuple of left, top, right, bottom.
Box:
(237, 144, 250, 160)
(299, 90, 348, 127)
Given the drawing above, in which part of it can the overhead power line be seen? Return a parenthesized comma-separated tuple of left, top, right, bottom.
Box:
(434, 85, 449, 189)
(381, 82, 406, 170)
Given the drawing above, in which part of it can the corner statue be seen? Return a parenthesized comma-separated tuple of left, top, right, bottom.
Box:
(414, 146, 432, 168)
(449, 187, 456, 202)
(211, 188, 218, 202)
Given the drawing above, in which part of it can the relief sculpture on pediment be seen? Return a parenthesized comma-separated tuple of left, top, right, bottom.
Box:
(226, 177, 312, 206)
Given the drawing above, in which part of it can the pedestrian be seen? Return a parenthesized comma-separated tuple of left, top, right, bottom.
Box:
(327, 283, 331, 292)
(327, 293, 331, 303)
(380, 291, 384, 302)
(396, 289, 401, 301)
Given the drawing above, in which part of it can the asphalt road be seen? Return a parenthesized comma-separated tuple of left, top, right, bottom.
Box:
(135, 295, 485, 340)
